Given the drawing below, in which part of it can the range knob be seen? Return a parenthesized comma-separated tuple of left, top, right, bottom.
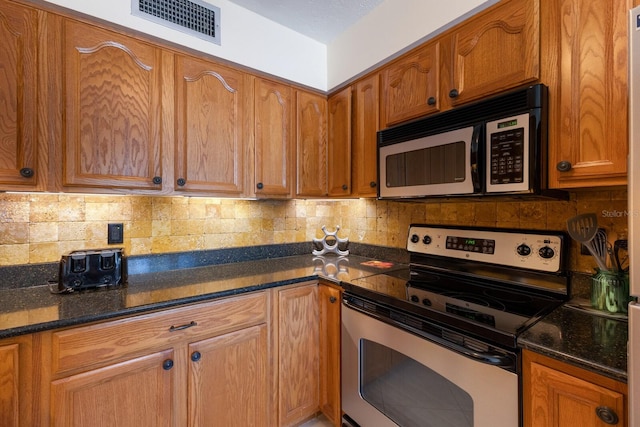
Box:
(539, 246, 555, 259)
(517, 244, 532, 257)
(410, 294, 419, 303)
(410, 234, 420, 244)
(422, 235, 432, 245)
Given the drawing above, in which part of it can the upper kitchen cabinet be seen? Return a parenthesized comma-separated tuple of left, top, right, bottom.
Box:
(296, 90, 328, 197)
(543, 0, 632, 188)
(254, 77, 295, 198)
(380, 41, 440, 127)
(54, 18, 168, 192)
(327, 86, 352, 197)
(0, 1, 44, 191)
(174, 54, 251, 196)
(352, 74, 380, 197)
(445, 0, 539, 108)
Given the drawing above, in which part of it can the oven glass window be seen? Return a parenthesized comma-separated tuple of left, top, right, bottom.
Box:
(385, 141, 466, 187)
(360, 339, 473, 427)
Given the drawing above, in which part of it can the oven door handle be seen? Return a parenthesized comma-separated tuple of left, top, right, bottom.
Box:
(343, 300, 515, 369)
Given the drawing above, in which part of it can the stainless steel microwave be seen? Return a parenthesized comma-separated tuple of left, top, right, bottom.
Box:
(377, 84, 565, 199)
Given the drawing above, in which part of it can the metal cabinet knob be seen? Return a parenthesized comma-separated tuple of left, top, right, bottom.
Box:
(162, 359, 174, 370)
(329, 296, 337, 303)
(152, 176, 162, 185)
(191, 351, 202, 362)
(20, 168, 34, 178)
(448, 89, 459, 98)
(177, 178, 186, 186)
(257, 182, 264, 190)
(595, 406, 619, 425)
(427, 96, 436, 106)
(556, 161, 572, 172)
(342, 184, 348, 191)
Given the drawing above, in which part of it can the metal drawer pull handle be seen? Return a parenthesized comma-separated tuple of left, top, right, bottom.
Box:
(169, 321, 197, 332)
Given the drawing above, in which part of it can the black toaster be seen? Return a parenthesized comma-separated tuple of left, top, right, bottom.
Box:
(59, 248, 126, 291)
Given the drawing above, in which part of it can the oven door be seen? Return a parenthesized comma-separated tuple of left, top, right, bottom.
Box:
(378, 124, 481, 199)
(341, 302, 519, 427)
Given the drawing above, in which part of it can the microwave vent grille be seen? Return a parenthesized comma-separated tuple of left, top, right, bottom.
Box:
(379, 84, 546, 145)
(132, 0, 221, 45)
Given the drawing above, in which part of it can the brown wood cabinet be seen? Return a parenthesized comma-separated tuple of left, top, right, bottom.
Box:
(46, 292, 271, 426)
(277, 283, 320, 426)
(380, 0, 539, 127)
(543, 0, 635, 188)
(254, 77, 295, 198)
(445, 0, 539, 108)
(56, 18, 168, 192)
(327, 87, 352, 197)
(296, 91, 328, 197)
(173, 54, 251, 196)
(319, 284, 341, 426)
(0, 1, 44, 191)
(352, 74, 380, 197)
(523, 349, 628, 427)
(0, 335, 35, 427)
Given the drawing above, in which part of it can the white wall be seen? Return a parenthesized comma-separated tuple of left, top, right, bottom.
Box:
(41, 0, 327, 89)
(327, 0, 498, 90)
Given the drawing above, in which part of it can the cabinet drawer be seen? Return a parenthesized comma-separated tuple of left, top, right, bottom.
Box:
(51, 291, 268, 376)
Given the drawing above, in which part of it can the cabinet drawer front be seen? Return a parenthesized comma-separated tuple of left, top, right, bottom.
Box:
(51, 292, 268, 376)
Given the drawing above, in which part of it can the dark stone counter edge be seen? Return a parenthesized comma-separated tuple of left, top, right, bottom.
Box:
(0, 275, 320, 340)
(518, 340, 628, 383)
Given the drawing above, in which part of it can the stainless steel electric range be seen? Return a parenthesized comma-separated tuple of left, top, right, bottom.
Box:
(341, 224, 570, 427)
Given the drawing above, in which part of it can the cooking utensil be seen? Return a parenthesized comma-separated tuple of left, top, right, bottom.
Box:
(566, 213, 609, 272)
(592, 228, 609, 269)
(614, 239, 629, 272)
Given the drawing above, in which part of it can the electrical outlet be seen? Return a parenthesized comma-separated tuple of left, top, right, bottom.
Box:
(108, 223, 124, 244)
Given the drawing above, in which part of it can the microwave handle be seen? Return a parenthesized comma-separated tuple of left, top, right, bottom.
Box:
(470, 124, 482, 192)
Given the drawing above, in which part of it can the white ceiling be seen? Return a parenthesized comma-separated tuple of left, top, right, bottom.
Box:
(226, 0, 386, 43)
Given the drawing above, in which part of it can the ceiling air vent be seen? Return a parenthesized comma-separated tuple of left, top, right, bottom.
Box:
(132, 0, 221, 45)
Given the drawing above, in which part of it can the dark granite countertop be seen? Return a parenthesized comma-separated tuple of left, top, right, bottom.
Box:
(0, 253, 405, 339)
(518, 301, 628, 382)
(0, 246, 628, 383)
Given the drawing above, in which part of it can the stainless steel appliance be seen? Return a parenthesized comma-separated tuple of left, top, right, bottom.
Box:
(627, 6, 640, 426)
(341, 225, 569, 426)
(377, 84, 566, 200)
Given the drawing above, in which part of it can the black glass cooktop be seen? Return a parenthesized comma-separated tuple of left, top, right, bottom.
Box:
(344, 266, 564, 349)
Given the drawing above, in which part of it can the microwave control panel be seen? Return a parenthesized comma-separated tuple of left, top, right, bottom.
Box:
(486, 112, 530, 193)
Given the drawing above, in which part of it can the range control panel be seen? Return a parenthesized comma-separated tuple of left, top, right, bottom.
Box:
(407, 225, 564, 273)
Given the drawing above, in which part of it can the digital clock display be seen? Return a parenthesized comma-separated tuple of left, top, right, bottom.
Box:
(497, 119, 518, 129)
(446, 235, 496, 254)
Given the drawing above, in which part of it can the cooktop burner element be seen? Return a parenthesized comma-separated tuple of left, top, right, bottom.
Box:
(343, 225, 570, 349)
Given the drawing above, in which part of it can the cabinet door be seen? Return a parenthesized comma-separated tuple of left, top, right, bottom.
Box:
(296, 91, 328, 197)
(381, 42, 440, 127)
(352, 74, 380, 197)
(278, 284, 320, 427)
(51, 349, 175, 427)
(254, 78, 295, 198)
(187, 324, 268, 427)
(448, 0, 539, 107)
(319, 285, 341, 426)
(61, 20, 165, 191)
(0, 2, 41, 191)
(523, 350, 627, 427)
(0, 336, 34, 427)
(174, 55, 249, 196)
(544, 0, 631, 188)
(327, 87, 352, 197)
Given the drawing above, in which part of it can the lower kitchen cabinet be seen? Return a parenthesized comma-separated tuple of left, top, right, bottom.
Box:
(522, 349, 628, 427)
(44, 291, 271, 426)
(0, 335, 35, 427)
(319, 284, 342, 426)
(277, 282, 320, 427)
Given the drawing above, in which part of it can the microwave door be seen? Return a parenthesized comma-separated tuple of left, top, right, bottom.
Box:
(378, 125, 478, 198)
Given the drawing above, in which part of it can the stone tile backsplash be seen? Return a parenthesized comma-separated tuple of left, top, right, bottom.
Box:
(0, 189, 628, 273)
